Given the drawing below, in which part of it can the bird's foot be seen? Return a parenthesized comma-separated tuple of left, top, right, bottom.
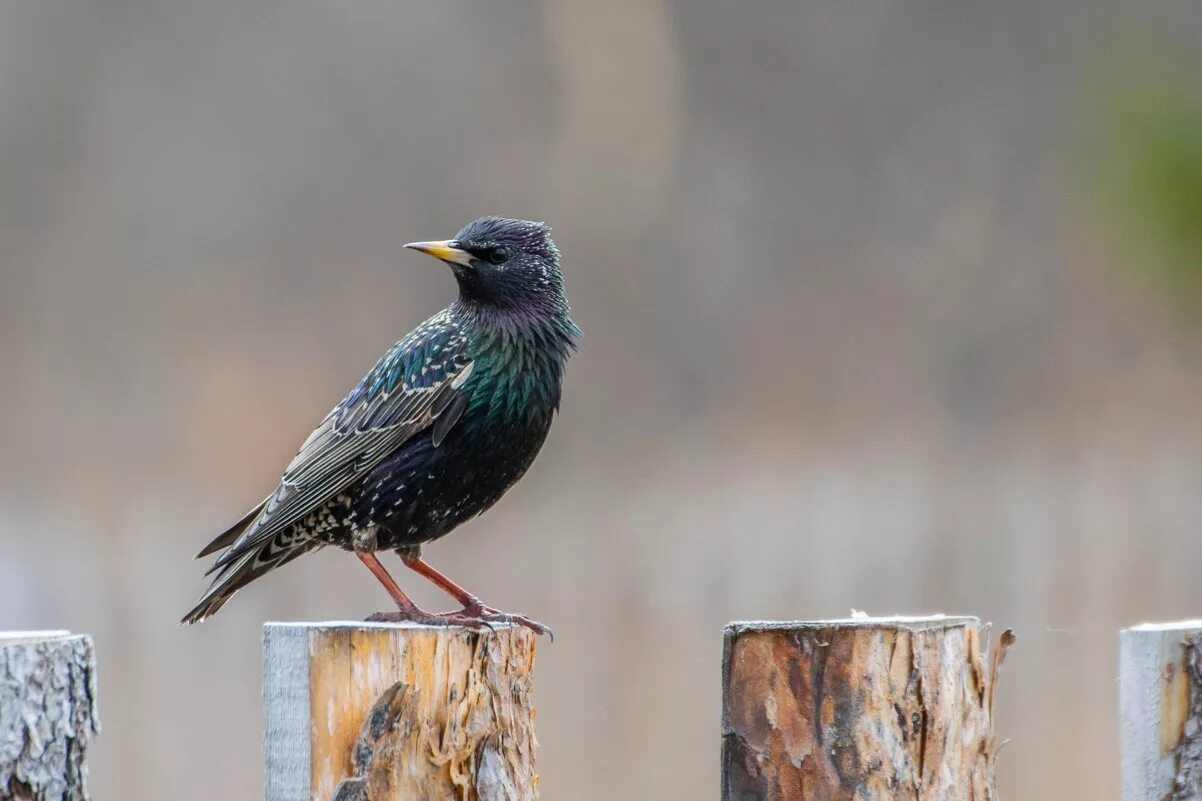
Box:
(365, 607, 488, 631)
(365, 605, 552, 640)
(365, 608, 447, 625)
(452, 602, 554, 641)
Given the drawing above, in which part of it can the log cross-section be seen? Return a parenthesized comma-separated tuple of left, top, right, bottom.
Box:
(721, 616, 1013, 801)
(263, 622, 538, 801)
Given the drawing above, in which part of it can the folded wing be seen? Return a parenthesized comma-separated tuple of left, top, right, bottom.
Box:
(201, 312, 474, 574)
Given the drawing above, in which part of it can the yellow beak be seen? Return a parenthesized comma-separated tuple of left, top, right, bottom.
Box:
(404, 240, 474, 268)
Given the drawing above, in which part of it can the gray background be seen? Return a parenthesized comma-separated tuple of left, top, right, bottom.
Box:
(2, 2, 1201, 799)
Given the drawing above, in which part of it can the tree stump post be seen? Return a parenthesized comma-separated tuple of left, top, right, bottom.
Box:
(721, 615, 1013, 801)
(0, 632, 99, 801)
(1119, 620, 1202, 800)
(263, 622, 538, 801)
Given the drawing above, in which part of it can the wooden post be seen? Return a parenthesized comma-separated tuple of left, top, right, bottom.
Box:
(1119, 620, 1202, 800)
(722, 615, 1013, 801)
(263, 622, 538, 801)
(0, 632, 99, 801)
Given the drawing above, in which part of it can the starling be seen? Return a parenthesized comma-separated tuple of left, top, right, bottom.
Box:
(182, 217, 580, 635)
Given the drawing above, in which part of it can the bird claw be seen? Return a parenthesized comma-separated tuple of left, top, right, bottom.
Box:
(365, 606, 552, 641)
(457, 604, 554, 641)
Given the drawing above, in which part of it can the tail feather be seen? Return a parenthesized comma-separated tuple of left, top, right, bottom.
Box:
(181, 531, 318, 624)
(194, 499, 268, 559)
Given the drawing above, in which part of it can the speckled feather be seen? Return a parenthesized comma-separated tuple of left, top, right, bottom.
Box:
(183, 217, 579, 623)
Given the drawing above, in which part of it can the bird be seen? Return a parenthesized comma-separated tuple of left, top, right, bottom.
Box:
(181, 217, 580, 635)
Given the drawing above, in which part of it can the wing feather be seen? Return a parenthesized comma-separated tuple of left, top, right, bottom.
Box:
(432, 393, 469, 447)
(210, 314, 473, 568)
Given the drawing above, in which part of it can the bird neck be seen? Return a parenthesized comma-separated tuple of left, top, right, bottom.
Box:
(452, 300, 579, 418)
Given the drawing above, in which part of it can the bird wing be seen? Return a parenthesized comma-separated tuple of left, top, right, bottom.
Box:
(208, 312, 474, 569)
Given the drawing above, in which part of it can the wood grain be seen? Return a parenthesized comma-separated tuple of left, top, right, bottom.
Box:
(264, 622, 538, 801)
(721, 616, 1012, 801)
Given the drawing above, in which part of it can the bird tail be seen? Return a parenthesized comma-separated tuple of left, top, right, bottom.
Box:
(194, 498, 268, 559)
(181, 531, 318, 624)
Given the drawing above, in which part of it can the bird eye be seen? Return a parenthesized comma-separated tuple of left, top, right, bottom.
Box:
(486, 246, 508, 265)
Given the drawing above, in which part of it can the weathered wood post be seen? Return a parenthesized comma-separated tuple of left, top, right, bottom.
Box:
(0, 632, 99, 801)
(1119, 620, 1202, 800)
(263, 622, 538, 801)
(722, 615, 1013, 801)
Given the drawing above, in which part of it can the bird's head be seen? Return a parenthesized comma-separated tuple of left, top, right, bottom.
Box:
(406, 217, 566, 314)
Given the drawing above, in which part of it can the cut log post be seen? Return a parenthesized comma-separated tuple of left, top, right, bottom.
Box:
(721, 615, 1013, 801)
(263, 622, 538, 801)
(1119, 620, 1202, 801)
(0, 632, 99, 801)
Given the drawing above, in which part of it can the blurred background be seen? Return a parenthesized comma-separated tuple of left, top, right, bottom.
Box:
(1, 1, 1201, 798)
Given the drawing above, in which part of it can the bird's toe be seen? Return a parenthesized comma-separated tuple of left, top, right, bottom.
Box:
(476, 608, 554, 641)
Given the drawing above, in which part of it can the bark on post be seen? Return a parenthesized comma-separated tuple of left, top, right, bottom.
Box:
(721, 615, 1013, 801)
(1119, 621, 1202, 801)
(0, 632, 99, 801)
(263, 622, 538, 801)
